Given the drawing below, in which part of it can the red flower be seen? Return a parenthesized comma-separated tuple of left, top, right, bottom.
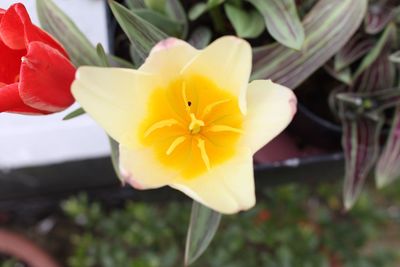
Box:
(0, 3, 75, 115)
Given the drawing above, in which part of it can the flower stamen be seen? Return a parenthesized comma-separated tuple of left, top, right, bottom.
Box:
(197, 138, 211, 170)
(182, 81, 190, 112)
(144, 119, 179, 137)
(201, 99, 231, 118)
(206, 125, 243, 134)
(166, 136, 186, 155)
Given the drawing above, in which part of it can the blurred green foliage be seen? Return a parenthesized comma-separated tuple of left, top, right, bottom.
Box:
(0, 259, 21, 267)
(62, 182, 400, 267)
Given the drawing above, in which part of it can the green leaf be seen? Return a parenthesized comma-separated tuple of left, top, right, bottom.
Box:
(127, 0, 187, 38)
(188, 27, 212, 49)
(354, 24, 397, 78)
(36, 0, 101, 66)
(109, 0, 168, 65)
(134, 9, 183, 37)
(109, 137, 124, 183)
(224, 4, 265, 38)
(189, 3, 208, 21)
(125, 0, 146, 9)
(144, 0, 166, 14)
(188, 0, 226, 21)
(184, 201, 222, 266)
(247, 0, 305, 50)
(96, 43, 110, 67)
(63, 108, 85, 120)
(165, 0, 188, 38)
(252, 0, 368, 89)
(129, 44, 143, 68)
(98, 42, 135, 69)
(208, 0, 225, 6)
(109, 55, 135, 68)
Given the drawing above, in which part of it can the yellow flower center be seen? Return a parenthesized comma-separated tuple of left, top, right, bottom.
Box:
(139, 75, 244, 179)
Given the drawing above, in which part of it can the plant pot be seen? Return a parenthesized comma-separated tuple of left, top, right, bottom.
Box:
(0, 229, 60, 267)
(289, 102, 342, 150)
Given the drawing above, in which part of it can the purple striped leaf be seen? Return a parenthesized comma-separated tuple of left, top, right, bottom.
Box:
(247, 0, 304, 50)
(337, 88, 400, 119)
(389, 50, 400, 63)
(340, 113, 384, 210)
(354, 24, 397, 79)
(365, 3, 394, 35)
(251, 0, 367, 89)
(337, 88, 400, 195)
(376, 107, 400, 188)
(338, 39, 396, 209)
(324, 62, 352, 85)
(351, 51, 396, 93)
(334, 34, 375, 71)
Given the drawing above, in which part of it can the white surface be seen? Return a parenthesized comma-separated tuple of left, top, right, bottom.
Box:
(0, 0, 111, 169)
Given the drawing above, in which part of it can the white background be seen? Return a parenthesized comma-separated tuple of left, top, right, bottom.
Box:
(0, 0, 111, 169)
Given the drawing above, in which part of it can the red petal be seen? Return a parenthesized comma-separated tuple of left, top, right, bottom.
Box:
(19, 42, 75, 112)
(0, 4, 68, 58)
(0, 83, 47, 114)
(0, 4, 25, 50)
(0, 8, 5, 19)
(0, 38, 25, 84)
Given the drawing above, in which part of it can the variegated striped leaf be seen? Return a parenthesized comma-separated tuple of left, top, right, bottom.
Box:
(252, 0, 367, 89)
(247, 0, 304, 50)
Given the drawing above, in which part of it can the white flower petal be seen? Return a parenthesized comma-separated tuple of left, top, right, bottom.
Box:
(140, 38, 199, 82)
(119, 144, 176, 189)
(72, 67, 161, 149)
(171, 147, 255, 214)
(243, 80, 297, 153)
(181, 36, 252, 114)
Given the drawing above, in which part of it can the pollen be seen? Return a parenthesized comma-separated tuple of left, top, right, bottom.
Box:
(139, 75, 244, 179)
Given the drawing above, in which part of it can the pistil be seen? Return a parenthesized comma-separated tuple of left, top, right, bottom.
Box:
(189, 113, 204, 134)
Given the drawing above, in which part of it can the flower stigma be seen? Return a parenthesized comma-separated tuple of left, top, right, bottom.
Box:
(189, 113, 204, 134)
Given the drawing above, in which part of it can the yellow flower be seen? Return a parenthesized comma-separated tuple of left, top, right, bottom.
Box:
(72, 36, 297, 214)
